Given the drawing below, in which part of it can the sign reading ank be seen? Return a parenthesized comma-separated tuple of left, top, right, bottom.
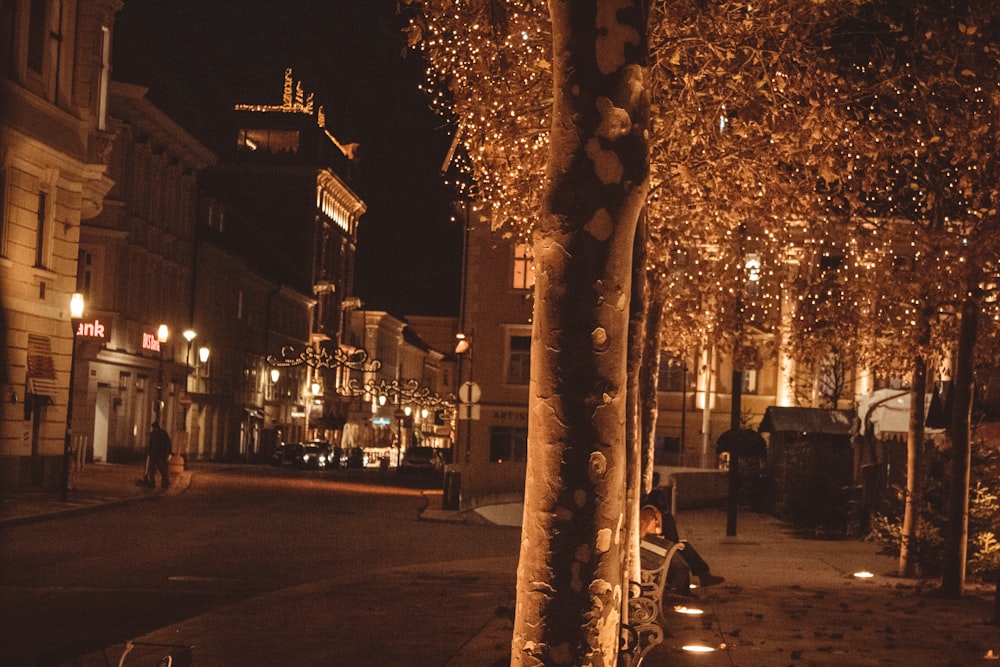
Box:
(76, 319, 106, 339)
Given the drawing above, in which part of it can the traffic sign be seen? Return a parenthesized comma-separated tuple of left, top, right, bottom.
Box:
(457, 404, 480, 420)
(458, 381, 481, 404)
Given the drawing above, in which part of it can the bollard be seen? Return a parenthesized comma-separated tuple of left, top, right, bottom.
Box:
(168, 454, 184, 483)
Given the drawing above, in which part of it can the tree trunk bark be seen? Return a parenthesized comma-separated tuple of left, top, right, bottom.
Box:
(624, 211, 648, 593)
(941, 297, 978, 598)
(512, 2, 649, 664)
(639, 283, 665, 491)
(898, 353, 926, 577)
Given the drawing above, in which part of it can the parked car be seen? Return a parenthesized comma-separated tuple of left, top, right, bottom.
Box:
(271, 441, 332, 469)
(346, 447, 369, 469)
(399, 447, 446, 475)
(327, 446, 347, 469)
(300, 441, 333, 469)
(270, 442, 304, 467)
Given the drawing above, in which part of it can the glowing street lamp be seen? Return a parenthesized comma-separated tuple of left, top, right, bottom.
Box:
(182, 328, 197, 368)
(60, 293, 85, 502)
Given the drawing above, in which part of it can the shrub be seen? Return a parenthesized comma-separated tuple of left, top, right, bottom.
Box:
(869, 436, 1000, 581)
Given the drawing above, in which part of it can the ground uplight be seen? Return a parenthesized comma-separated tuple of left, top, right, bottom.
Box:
(673, 605, 704, 615)
(682, 644, 717, 653)
(853, 570, 875, 579)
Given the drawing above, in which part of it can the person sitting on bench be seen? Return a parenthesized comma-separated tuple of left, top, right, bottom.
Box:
(640, 491, 724, 591)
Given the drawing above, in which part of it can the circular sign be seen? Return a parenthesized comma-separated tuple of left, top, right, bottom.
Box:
(458, 381, 481, 404)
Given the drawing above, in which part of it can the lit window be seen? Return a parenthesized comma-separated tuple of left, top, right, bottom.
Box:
(237, 129, 299, 154)
(512, 243, 535, 290)
(742, 369, 758, 395)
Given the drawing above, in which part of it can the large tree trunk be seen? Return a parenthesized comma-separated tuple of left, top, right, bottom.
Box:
(899, 309, 930, 577)
(898, 353, 926, 577)
(941, 297, 978, 598)
(639, 281, 665, 492)
(512, 2, 650, 664)
(624, 211, 649, 593)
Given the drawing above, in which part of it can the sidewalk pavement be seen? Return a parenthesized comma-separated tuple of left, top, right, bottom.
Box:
(0, 460, 191, 527)
(4, 466, 998, 666)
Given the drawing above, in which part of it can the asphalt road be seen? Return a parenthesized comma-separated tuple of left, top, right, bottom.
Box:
(0, 465, 520, 666)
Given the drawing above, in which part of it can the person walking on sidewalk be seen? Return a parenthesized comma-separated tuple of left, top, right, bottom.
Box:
(146, 421, 172, 489)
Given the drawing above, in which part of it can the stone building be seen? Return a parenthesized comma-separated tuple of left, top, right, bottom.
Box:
(0, 0, 122, 489)
(74, 80, 214, 465)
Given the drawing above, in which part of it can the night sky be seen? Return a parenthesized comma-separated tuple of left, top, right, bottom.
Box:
(111, 0, 462, 317)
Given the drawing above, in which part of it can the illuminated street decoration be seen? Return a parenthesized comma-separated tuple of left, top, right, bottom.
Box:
(266, 348, 452, 414)
(338, 377, 455, 418)
(234, 68, 314, 115)
(233, 68, 360, 162)
(266, 345, 381, 374)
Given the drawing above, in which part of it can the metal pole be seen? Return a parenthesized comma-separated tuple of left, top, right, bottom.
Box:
(727, 367, 741, 536)
(60, 325, 79, 502)
(156, 344, 164, 422)
(680, 363, 687, 464)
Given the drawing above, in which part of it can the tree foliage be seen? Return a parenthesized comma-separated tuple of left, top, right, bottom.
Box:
(406, 0, 1000, 617)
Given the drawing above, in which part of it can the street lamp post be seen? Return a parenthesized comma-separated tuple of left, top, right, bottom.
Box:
(60, 293, 84, 502)
(183, 329, 197, 366)
(394, 407, 406, 467)
(180, 329, 197, 429)
(155, 324, 169, 422)
(726, 245, 762, 537)
(454, 333, 472, 463)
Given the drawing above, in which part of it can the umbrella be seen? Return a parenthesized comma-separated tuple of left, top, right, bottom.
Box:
(715, 428, 767, 458)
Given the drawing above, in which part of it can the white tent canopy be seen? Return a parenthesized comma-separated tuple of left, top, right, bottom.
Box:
(856, 389, 946, 438)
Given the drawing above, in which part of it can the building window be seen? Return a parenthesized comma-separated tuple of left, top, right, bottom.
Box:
(657, 353, 687, 392)
(489, 426, 527, 463)
(874, 372, 906, 391)
(77, 249, 93, 296)
(506, 334, 531, 385)
(742, 369, 758, 395)
(27, 0, 46, 73)
(0, 0, 14, 78)
(35, 191, 47, 268)
(237, 128, 300, 155)
(512, 243, 534, 290)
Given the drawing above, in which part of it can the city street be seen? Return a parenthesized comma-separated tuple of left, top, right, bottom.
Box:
(3, 464, 998, 666)
(0, 465, 520, 666)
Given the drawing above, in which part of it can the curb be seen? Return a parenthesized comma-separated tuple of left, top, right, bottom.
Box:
(0, 470, 192, 529)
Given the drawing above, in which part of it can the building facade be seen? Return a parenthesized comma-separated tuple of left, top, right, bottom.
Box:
(451, 208, 535, 507)
(0, 0, 122, 489)
(72, 81, 215, 466)
(447, 212, 909, 511)
(340, 309, 455, 465)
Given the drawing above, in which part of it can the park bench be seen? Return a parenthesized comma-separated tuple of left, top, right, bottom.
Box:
(619, 537, 687, 666)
